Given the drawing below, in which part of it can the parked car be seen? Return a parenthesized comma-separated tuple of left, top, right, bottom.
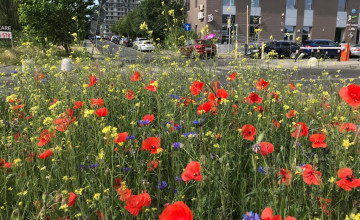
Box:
(137, 40, 155, 52)
(350, 44, 360, 57)
(111, 35, 122, 44)
(133, 37, 147, 49)
(179, 39, 217, 58)
(247, 40, 299, 58)
(120, 37, 133, 47)
(299, 39, 340, 58)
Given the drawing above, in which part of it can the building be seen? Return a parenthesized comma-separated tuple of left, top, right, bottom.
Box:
(185, 0, 360, 45)
(99, 0, 141, 37)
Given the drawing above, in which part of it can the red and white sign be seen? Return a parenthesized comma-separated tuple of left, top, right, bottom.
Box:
(0, 31, 12, 39)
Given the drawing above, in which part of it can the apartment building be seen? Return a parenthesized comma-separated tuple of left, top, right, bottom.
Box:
(185, 0, 360, 44)
(100, 0, 141, 36)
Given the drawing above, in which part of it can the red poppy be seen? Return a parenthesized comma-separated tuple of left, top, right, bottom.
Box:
(53, 108, 76, 132)
(232, 104, 238, 114)
(242, 124, 256, 141)
(36, 73, 45, 80)
(117, 185, 132, 201)
(88, 74, 97, 88)
(91, 98, 104, 108)
(12, 104, 25, 110)
(217, 88, 228, 101)
(37, 130, 54, 147)
(291, 122, 308, 137)
(302, 164, 322, 185)
(95, 211, 104, 220)
(147, 160, 159, 171)
(26, 152, 36, 163)
(247, 92, 263, 104)
(95, 107, 108, 117)
(261, 207, 281, 220)
(39, 149, 53, 159)
(279, 168, 292, 185)
(3, 162, 12, 169)
(336, 168, 360, 191)
(286, 110, 296, 118)
(126, 90, 135, 100)
(49, 99, 58, 106)
(139, 114, 154, 126)
(73, 101, 85, 109)
(159, 201, 193, 220)
(142, 137, 163, 154)
(289, 82, 296, 90)
(339, 84, 360, 107)
(0, 158, 4, 166)
(181, 161, 203, 183)
(145, 80, 157, 92)
(191, 81, 204, 96)
(339, 122, 357, 133)
(114, 132, 128, 144)
(254, 105, 263, 113)
(309, 134, 327, 148)
(228, 72, 237, 81)
(197, 101, 214, 114)
(284, 217, 296, 220)
(124, 190, 151, 217)
(315, 196, 332, 216)
(68, 192, 76, 207)
(258, 142, 274, 156)
(256, 78, 269, 91)
(272, 119, 280, 128)
(131, 71, 141, 82)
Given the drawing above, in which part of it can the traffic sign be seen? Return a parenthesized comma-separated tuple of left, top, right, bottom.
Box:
(184, 23, 191, 31)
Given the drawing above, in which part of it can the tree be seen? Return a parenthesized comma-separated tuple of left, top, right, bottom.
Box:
(17, 0, 94, 54)
(0, 0, 20, 30)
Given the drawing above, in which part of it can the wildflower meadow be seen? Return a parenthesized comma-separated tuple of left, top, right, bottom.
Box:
(1, 44, 360, 220)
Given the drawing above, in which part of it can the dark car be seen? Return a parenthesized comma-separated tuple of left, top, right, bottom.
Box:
(299, 39, 341, 58)
(179, 39, 217, 59)
(121, 38, 133, 47)
(247, 40, 299, 58)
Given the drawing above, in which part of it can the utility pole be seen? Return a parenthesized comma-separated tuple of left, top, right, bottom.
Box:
(246, 5, 249, 45)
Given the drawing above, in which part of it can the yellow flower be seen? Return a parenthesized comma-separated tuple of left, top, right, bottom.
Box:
(140, 21, 148, 30)
(84, 109, 94, 118)
(102, 126, 111, 134)
(99, 148, 104, 160)
(328, 177, 336, 183)
(93, 193, 101, 201)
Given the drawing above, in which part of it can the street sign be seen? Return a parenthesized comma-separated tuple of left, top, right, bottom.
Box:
(184, 23, 191, 31)
(0, 25, 12, 39)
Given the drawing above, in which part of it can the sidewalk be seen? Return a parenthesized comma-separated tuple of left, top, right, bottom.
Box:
(83, 40, 103, 59)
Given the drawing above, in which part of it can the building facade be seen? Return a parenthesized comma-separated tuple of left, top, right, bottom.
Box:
(99, 0, 141, 37)
(185, 0, 360, 45)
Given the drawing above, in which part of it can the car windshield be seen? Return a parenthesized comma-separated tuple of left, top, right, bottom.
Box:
(142, 41, 152, 44)
(302, 40, 311, 45)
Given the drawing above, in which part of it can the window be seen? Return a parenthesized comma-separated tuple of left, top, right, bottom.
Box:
(223, 0, 234, 6)
(286, 0, 296, 9)
(284, 26, 294, 40)
(186, 0, 190, 11)
(305, 0, 312, 10)
(251, 0, 260, 7)
(250, 16, 261, 25)
(222, 15, 235, 24)
(338, 0, 346, 11)
(195, 0, 197, 9)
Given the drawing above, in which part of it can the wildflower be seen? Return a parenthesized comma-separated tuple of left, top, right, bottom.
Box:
(258, 167, 267, 174)
(256, 78, 269, 91)
(95, 107, 108, 117)
(197, 101, 214, 114)
(68, 192, 76, 207)
(37, 130, 54, 147)
(284, 217, 296, 220)
(139, 114, 154, 126)
(89, 163, 99, 169)
(53, 108, 76, 132)
(145, 80, 157, 92)
(159, 201, 193, 220)
(257, 142, 274, 156)
(156, 181, 168, 190)
(244, 211, 260, 220)
(254, 105, 263, 113)
(247, 92, 263, 104)
(291, 122, 308, 137)
(91, 98, 104, 108)
(142, 137, 163, 154)
(302, 164, 322, 185)
(183, 132, 198, 138)
(39, 149, 53, 159)
(339, 84, 360, 107)
(279, 168, 292, 185)
(242, 124, 256, 141)
(172, 142, 182, 149)
(147, 160, 159, 171)
(289, 82, 296, 90)
(114, 132, 128, 144)
(339, 123, 357, 132)
(336, 168, 360, 191)
(126, 90, 135, 100)
(88, 74, 97, 88)
(261, 207, 281, 220)
(309, 134, 327, 148)
(131, 71, 141, 82)
(73, 101, 85, 109)
(169, 94, 181, 99)
(123, 167, 131, 172)
(181, 161, 202, 183)
(190, 81, 204, 96)
(272, 119, 280, 128)
(286, 110, 296, 119)
(193, 119, 204, 126)
(228, 72, 237, 81)
(124, 190, 151, 217)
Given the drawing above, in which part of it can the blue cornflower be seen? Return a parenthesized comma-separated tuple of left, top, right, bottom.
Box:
(89, 163, 99, 169)
(126, 136, 135, 140)
(173, 188, 178, 194)
(138, 120, 151, 126)
(172, 142, 183, 149)
(174, 124, 181, 130)
(193, 119, 204, 126)
(123, 167, 131, 172)
(258, 166, 267, 174)
(183, 132, 198, 138)
(243, 211, 260, 220)
(251, 88, 257, 92)
(41, 79, 47, 83)
(79, 164, 86, 170)
(210, 153, 217, 160)
(156, 181, 168, 190)
(169, 94, 181, 100)
(175, 176, 183, 182)
(11, 70, 18, 73)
